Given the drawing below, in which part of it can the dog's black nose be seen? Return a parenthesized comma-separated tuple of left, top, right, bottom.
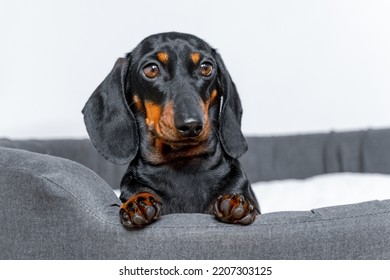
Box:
(176, 118, 204, 138)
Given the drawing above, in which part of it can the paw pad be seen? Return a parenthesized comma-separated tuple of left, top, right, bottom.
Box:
(120, 192, 162, 228)
(213, 193, 256, 225)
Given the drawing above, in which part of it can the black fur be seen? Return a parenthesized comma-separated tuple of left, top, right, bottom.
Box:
(83, 32, 259, 224)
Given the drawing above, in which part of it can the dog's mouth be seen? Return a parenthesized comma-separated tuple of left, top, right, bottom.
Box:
(153, 132, 208, 151)
(147, 120, 211, 149)
(165, 140, 207, 152)
(160, 138, 203, 148)
(145, 129, 212, 164)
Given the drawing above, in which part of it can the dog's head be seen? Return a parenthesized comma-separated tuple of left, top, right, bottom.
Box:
(83, 32, 247, 165)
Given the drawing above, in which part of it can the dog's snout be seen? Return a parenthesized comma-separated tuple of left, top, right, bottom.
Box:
(173, 91, 205, 138)
(176, 118, 204, 138)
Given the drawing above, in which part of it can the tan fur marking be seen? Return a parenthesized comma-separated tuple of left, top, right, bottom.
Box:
(154, 138, 165, 154)
(132, 95, 143, 111)
(144, 101, 162, 134)
(210, 89, 218, 104)
(199, 99, 211, 139)
(190, 52, 201, 64)
(160, 102, 176, 132)
(144, 100, 213, 164)
(157, 52, 169, 64)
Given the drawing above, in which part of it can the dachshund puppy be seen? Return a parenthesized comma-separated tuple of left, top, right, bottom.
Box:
(83, 32, 259, 228)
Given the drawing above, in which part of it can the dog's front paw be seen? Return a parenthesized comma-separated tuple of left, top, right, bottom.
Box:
(212, 193, 257, 225)
(120, 192, 162, 228)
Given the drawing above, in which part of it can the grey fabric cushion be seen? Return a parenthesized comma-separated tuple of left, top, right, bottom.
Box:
(242, 128, 390, 183)
(1, 146, 390, 259)
(0, 138, 127, 188)
(2, 128, 390, 189)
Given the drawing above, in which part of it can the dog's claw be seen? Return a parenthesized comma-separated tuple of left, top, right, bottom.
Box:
(213, 193, 257, 225)
(120, 192, 162, 228)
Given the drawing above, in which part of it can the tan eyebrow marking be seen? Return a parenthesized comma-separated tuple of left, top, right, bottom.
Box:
(190, 52, 201, 64)
(157, 52, 169, 64)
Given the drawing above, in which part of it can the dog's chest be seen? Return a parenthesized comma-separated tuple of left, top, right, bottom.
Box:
(134, 160, 229, 214)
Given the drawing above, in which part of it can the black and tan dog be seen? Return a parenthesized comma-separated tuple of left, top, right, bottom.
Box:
(83, 32, 259, 228)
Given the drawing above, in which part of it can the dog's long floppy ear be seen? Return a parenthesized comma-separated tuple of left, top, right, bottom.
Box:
(214, 52, 248, 159)
(82, 57, 138, 165)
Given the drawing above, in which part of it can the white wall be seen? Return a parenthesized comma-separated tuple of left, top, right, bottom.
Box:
(1, 0, 390, 139)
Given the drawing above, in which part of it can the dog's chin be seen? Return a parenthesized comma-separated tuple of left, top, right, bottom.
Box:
(144, 132, 213, 164)
(163, 139, 203, 149)
(160, 137, 209, 154)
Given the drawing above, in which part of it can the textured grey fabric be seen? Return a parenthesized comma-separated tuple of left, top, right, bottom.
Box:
(241, 128, 390, 183)
(2, 128, 390, 188)
(1, 146, 390, 259)
(0, 138, 127, 188)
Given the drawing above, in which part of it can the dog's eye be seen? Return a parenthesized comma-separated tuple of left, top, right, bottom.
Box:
(143, 63, 159, 79)
(200, 62, 213, 77)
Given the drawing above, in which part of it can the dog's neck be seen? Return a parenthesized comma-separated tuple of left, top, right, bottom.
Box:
(122, 132, 229, 188)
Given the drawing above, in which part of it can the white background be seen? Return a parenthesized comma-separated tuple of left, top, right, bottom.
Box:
(1, 0, 390, 139)
(1, 260, 388, 280)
